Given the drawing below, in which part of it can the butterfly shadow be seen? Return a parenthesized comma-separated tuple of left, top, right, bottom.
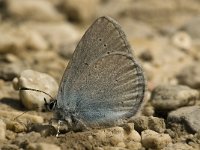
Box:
(0, 97, 26, 111)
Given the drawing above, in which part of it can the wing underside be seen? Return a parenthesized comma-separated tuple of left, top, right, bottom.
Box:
(71, 54, 145, 126)
(56, 16, 145, 127)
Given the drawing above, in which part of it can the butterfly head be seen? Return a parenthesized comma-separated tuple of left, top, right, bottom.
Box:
(44, 98, 57, 111)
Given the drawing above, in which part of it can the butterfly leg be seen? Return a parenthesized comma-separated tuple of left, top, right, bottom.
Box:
(74, 118, 90, 131)
(56, 120, 63, 137)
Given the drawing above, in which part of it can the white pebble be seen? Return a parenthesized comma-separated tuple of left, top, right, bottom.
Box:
(172, 31, 192, 50)
(13, 69, 58, 110)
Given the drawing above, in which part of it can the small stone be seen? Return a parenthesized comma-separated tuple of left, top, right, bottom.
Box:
(109, 127, 125, 146)
(4, 54, 19, 63)
(126, 141, 142, 150)
(181, 16, 200, 39)
(0, 29, 23, 54)
(148, 116, 166, 133)
(0, 119, 6, 141)
(127, 129, 141, 142)
(1, 144, 19, 150)
(29, 22, 80, 56)
(28, 142, 61, 150)
(139, 50, 153, 62)
(24, 30, 48, 50)
(163, 143, 194, 150)
(13, 69, 58, 110)
(142, 105, 155, 116)
(116, 142, 126, 148)
(59, 0, 99, 23)
(167, 106, 200, 133)
(5, 130, 16, 140)
(122, 123, 134, 133)
(151, 85, 199, 110)
(27, 123, 57, 137)
(172, 31, 192, 50)
(6, 120, 27, 133)
(177, 62, 200, 89)
(0, 62, 27, 81)
(6, 0, 64, 22)
(133, 116, 166, 133)
(141, 129, 172, 149)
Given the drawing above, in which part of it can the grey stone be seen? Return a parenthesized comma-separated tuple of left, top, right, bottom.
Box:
(6, 0, 64, 22)
(181, 16, 200, 39)
(0, 62, 27, 81)
(167, 106, 200, 133)
(177, 62, 200, 89)
(133, 116, 166, 133)
(28, 123, 57, 137)
(151, 85, 199, 110)
(59, 0, 99, 23)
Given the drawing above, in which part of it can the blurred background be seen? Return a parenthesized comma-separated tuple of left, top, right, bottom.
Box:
(0, 0, 200, 149)
(0, 0, 200, 90)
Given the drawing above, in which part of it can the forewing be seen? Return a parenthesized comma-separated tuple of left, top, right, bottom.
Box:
(57, 16, 134, 107)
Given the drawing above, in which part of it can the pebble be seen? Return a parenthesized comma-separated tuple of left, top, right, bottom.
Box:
(177, 62, 200, 89)
(163, 143, 194, 150)
(167, 106, 200, 133)
(171, 31, 192, 50)
(126, 141, 142, 150)
(6, 120, 27, 133)
(28, 22, 80, 56)
(141, 129, 172, 149)
(0, 28, 23, 54)
(0, 119, 6, 141)
(181, 16, 200, 39)
(151, 85, 199, 110)
(1, 144, 19, 150)
(28, 123, 57, 137)
(109, 127, 125, 146)
(0, 62, 28, 81)
(0, 25, 47, 54)
(6, 0, 64, 22)
(22, 29, 48, 51)
(5, 130, 16, 140)
(13, 69, 58, 110)
(142, 105, 155, 116)
(94, 125, 141, 147)
(27, 143, 61, 150)
(59, 0, 99, 22)
(133, 116, 166, 133)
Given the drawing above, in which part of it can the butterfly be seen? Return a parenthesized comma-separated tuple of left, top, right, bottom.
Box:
(22, 16, 145, 133)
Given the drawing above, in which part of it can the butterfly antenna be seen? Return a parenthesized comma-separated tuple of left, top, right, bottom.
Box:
(13, 105, 40, 120)
(13, 111, 28, 120)
(19, 87, 57, 101)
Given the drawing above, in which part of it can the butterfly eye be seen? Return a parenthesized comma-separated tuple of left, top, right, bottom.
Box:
(46, 100, 57, 111)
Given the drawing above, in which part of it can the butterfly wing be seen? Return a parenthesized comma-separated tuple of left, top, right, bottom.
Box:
(73, 53, 145, 126)
(56, 16, 145, 126)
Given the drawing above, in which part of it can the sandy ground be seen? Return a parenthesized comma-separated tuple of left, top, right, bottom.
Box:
(0, 0, 200, 149)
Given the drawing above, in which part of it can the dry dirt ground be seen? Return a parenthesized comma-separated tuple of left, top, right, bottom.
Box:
(0, 0, 200, 149)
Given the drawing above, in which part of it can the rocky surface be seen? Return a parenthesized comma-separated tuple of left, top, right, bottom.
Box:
(0, 0, 200, 149)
